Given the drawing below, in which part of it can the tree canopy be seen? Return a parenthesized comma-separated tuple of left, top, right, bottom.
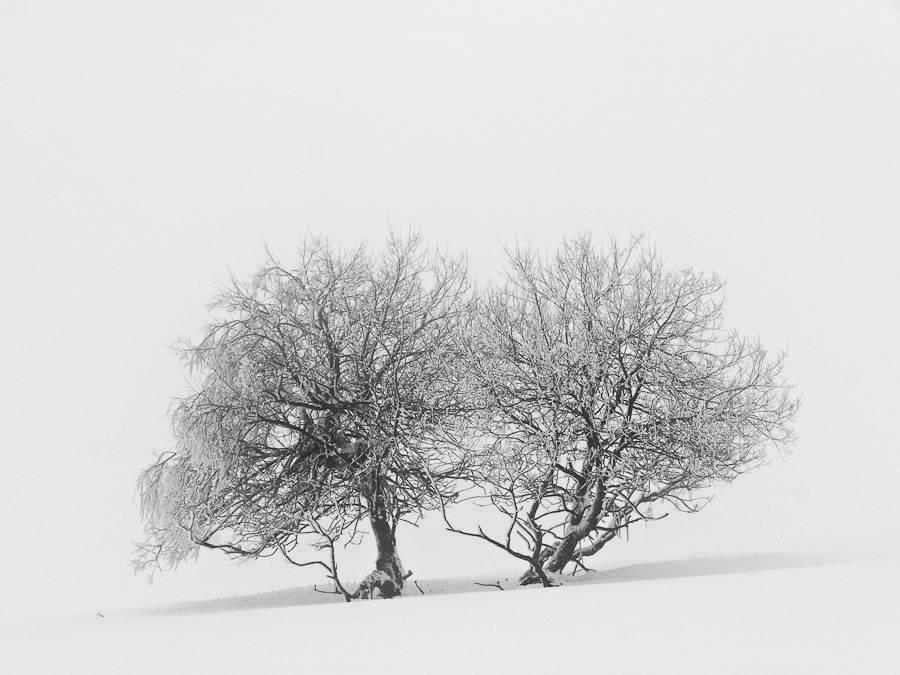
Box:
(447, 235, 799, 585)
(135, 233, 471, 598)
(135, 232, 799, 596)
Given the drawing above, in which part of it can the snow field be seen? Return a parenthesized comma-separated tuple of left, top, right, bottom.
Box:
(2, 556, 897, 674)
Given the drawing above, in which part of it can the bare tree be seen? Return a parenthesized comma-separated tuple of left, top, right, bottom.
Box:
(447, 234, 799, 585)
(134, 232, 471, 599)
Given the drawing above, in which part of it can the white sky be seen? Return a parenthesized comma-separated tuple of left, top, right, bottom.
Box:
(2, 0, 899, 618)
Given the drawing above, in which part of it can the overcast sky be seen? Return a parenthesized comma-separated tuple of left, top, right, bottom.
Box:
(2, 0, 899, 618)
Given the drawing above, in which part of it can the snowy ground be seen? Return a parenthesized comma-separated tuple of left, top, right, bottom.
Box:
(3, 553, 897, 674)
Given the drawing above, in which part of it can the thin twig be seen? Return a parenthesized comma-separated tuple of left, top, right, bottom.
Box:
(474, 581, 504, 590)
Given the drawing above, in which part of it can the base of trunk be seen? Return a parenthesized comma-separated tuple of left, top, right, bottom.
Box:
(517, 546, 561, 586)
(356, 512, 407, 599)
(354, 569, 403, 599)
(518, 568, 545, 586)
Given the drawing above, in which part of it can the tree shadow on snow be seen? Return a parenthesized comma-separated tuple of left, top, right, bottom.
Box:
(144, 551, 875, 617)
(571, 553, 835, 587)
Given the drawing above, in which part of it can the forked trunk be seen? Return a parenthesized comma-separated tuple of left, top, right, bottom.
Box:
(517, 530, 585, 585)
(354, 514, 408, 599)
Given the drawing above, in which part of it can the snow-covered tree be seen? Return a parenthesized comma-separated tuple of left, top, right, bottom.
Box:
(134, 232, 471, 599)
(447, 235, 799, 586)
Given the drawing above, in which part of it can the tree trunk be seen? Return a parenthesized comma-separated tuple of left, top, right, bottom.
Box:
(543, 534, 581, 574)
(354, 514, 408, 599)
(519, 548, 547, 585)
(517, 527, 590, 584)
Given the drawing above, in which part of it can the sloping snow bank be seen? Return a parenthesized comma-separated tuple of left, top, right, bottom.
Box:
(3, 556, 898, 674)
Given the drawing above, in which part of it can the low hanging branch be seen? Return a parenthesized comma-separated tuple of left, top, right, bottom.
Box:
(474, 581, 504, 590)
